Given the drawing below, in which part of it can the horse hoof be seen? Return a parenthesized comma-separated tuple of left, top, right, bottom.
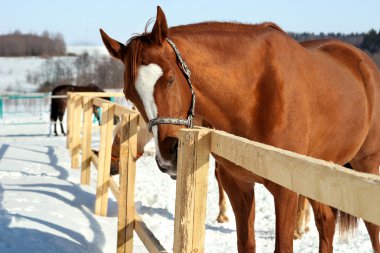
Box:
(293, 232, 302, 240)
(217, 214, 229, 223)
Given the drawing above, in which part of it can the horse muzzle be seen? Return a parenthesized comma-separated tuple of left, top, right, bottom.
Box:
(154, 137, 178, 180)
(155, 155, 177, 180)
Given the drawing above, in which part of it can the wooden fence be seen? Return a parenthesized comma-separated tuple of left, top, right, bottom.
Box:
(66, 92, 380, 253)
(66, 92, 167, 253)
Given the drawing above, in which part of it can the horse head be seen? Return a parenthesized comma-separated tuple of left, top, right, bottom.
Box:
(100, 6, 193, 179)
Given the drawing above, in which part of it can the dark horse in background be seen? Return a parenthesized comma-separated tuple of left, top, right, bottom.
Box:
(101, 7, 380, 253)
(50, 84, 108, 136)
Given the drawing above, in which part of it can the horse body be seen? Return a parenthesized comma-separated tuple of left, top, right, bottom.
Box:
(171, 26, 373, 162)
(184, 26, 380, 252)
(50, 84, 106, 136)
(101, 7, 380, 252)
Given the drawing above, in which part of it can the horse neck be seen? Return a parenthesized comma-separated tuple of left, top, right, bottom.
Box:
(169, 29, 263, 132)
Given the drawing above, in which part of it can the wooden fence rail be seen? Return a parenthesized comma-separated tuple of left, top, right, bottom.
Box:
(66, 92, 380, 253)
(210, 130, 380, 226)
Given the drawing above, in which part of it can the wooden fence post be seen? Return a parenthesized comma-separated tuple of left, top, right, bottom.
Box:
(71, 94, 82, 169)
(137, 126, 152, 155)
(117, 113, 138, 253)
(173, 128, 211, 253)
(95, 103, 115, 216)
(81, 97, 93, 185)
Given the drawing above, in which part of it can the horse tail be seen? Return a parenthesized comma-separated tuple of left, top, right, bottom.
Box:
(336, 211, 359, 239)
(336, 162, 359, 238)
(50, 97, 58, 122)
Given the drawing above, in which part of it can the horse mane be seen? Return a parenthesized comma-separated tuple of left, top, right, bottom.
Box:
(124, 34, 149, 88)
(169, 21, 285, 35)
(122, 18, 155, 87)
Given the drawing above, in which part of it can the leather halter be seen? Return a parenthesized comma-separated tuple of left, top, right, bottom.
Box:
(147, 38, 196, 131)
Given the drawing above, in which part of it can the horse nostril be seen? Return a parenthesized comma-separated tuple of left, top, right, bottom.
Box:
(171, 139, 179, 154)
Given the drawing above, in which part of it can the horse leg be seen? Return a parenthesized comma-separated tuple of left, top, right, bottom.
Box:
(265, 181, 298, 253)
(58, 114, 66, 136)
(294, 195, 310, 239)
(53, 121, 58, 136)
(218, 166, 256, 252)
(350, 155, 380, 252)
(60, 121, 66, 136)
(308, 200, 337, 253)
(215, 162, 229, 223)
(364, 222, 380, 253)
(304, 198, 311, 232)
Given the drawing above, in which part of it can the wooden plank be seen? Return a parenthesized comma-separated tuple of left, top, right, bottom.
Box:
(135, 214, 168, 253)
(94, 103, 115, 216)
(137, 126, 152, 155)
(93, 97, 116, 108)
(173, 128, 211, 253)
(92, 97, 138, 118)
(210, 129, 380, 226)
(70, 94, 82, 169)
(109, 177, 120, 202)
(69, 93, 81, 149)
(91, 151, 120, 201)
(73, 92, 124, 97)
(91, 151, 99, 168)
(92, 97, 129, 114)
(81, 97, 93, 185)
(92, 98, 149, 131)
(115, 105, 135, 117)
(117, 113, 138, 253)
(100, 103, 116, 216)
(117, 115, 129, 253)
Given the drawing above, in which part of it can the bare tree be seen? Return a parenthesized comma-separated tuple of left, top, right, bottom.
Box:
(74, 52, 96, 85)
(94, 56, 124, 88)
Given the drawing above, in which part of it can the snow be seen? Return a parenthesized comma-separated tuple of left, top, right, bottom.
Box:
(66, 45, 108, 56)
(0, 111, 374, 253)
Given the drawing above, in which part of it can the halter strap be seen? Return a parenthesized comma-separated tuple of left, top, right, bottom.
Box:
(147, 38, 196, 131)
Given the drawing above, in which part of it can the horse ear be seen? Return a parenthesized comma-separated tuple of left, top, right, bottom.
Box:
(99, 29, 125, 62)
(150, 6, 168, 45)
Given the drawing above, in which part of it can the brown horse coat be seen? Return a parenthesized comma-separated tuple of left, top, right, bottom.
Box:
(101, 6, 380, 253)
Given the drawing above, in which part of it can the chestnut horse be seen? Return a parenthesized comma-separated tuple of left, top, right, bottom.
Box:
(101, 6, 380, 252)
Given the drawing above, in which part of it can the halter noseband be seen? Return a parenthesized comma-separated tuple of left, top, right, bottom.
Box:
(147, 38, 196, 131)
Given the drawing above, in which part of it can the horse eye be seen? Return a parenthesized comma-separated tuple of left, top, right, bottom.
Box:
(167, 77, 174, 86)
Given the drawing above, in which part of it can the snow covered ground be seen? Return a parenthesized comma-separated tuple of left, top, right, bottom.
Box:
(0, 111, 374, 253)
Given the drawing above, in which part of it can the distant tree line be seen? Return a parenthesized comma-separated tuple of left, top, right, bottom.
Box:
(290, 29, 380, 66)
(0, 30, 66, 57)
(290, 29, 380, 54)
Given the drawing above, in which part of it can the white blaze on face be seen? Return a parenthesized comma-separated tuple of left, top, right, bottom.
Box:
(135, 64, 173, 169)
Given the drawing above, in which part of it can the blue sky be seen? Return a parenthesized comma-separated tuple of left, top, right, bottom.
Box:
(1, 0, 379, 45)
